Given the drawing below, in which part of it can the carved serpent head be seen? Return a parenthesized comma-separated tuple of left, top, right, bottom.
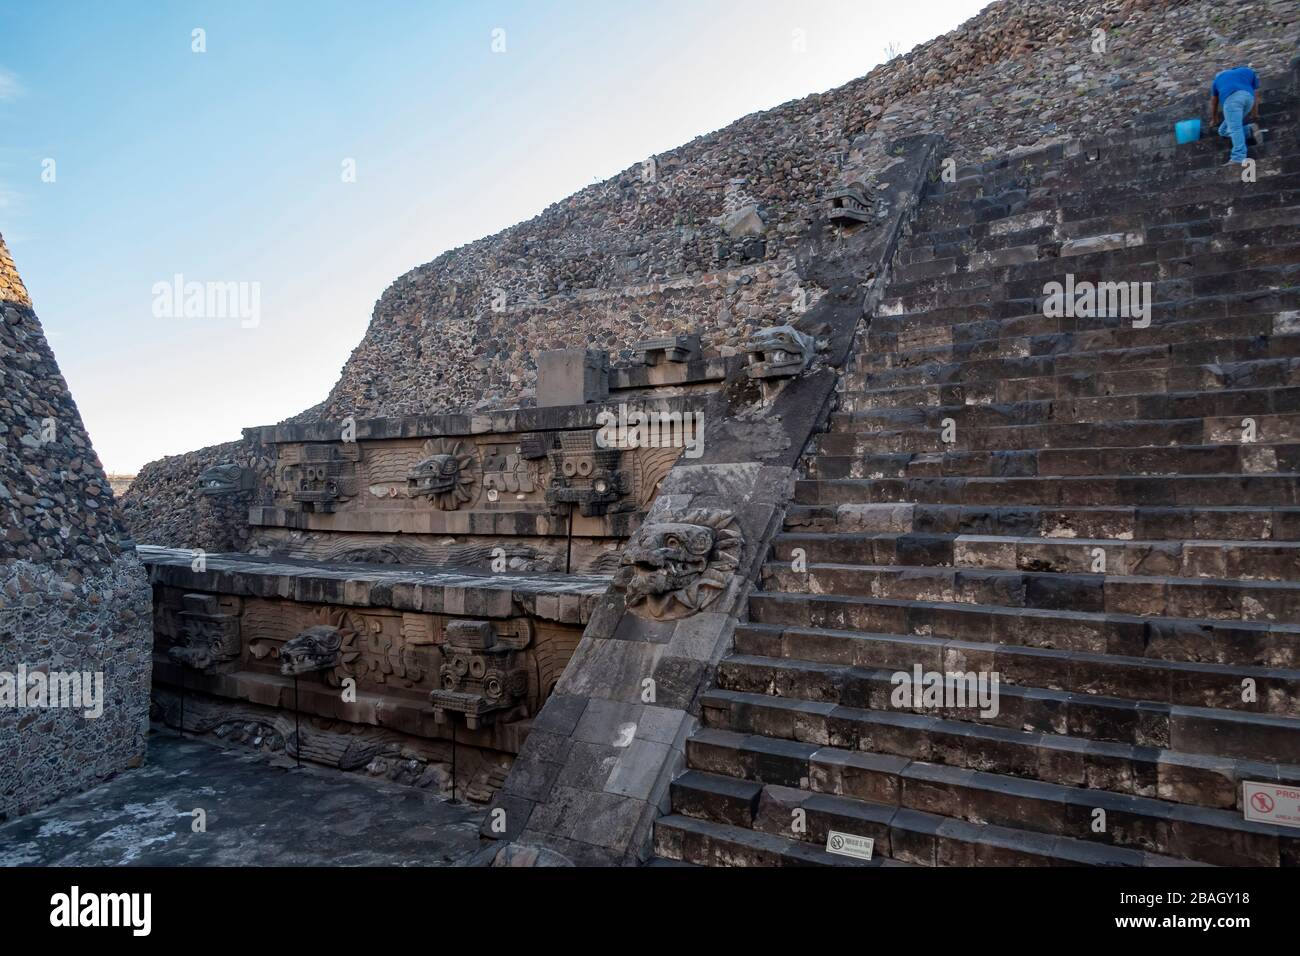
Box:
(613, 509, 742, 620)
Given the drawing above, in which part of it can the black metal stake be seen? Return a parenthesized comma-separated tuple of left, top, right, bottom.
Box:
(450, 718, 458, 803)
(564, 506, 574, 574)
(293, 675, 301, 768)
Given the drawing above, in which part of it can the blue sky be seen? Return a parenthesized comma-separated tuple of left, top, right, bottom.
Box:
(0, 0, 987, 473)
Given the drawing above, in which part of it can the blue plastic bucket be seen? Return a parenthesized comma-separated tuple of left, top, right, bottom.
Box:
(1174, 118, 1202, 144)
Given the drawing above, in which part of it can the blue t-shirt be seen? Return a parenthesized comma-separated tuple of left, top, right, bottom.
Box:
(1212, 66, 1259, 101)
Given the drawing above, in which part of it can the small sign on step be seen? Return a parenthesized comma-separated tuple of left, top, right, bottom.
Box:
(1243, 782, 1300, 829)
(826, 830, 874, 861)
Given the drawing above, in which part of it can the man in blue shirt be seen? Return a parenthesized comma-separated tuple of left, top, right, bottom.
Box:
(1209, 65, 1262, 165)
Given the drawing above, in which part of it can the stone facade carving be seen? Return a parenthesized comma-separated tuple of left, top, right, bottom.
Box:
(196, 461, 255, 496)
(634, 334, 701, 366)
(167, 593, 242, 670)
(613, 508, 743, 620)
(280, 624, 352, 677)
(745, 325, 816, 380)
(825, 180, 874, 224)
(429, 619, 532, 730)
(546, 431, 627, 517)
(481, 444, 538, 502)
(516, 433, 550, 460)
(282, 443, 361, 513)
(407, 438, 479, 509)
(248, 607, 363, 685)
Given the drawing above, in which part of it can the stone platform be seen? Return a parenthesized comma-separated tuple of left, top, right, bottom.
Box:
(0, 733, 486, 867)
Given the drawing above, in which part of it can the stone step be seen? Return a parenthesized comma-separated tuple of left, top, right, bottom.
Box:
(652, 811, 895, 867)
(867, 294, 1300, 360)
(700, 688, 1300, 813)
(716, 654, 1300, 763)
(746, 590, 1300, 668)
(772, 531, 1300, 583)
(924, 142, 1300, 216)
(816, 417, 1295, 455)
(732, 620, 1300, 715)
(682, 732, 1297, 865)
(846, 345, 1300, 396)
(874, 268, 1300, 336)
(666, 767, 1197, 866)
(944, 99, 1294, 169)
(833, 383, 1300, 428)
(792, 473, 1300, 508)
(888, 235, 1300, 306)
(860, 307, 1300, 373)
(910, 182, 1300, 241)
(895, 237, 1300, 308)
(760, 560, 1300, 623)
(782, 502, 1300, 546)
(806, 443, 1299, 480)
(843, 358, 1300, 410)
(913, 166, 1300, 229)
(935, 102, 1299, 186)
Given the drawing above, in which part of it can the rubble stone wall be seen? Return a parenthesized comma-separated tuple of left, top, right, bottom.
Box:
(0, 233, 154, 819)
(123, 0, 1300, 549)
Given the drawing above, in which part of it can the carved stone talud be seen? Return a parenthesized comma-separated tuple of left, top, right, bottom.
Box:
(545, 431, 626, 517)
(168, 593, 242, 670)
(429, 619, 531, 730)
(281, 625, 346, 676)
(407, 438, 479, 510)
(265, 608, 363, 682)
(196, 461, 254, 496)
(825, 180, 874, 224)
(614, 509, 743, 620)
(745, 325, 816, 380)
(284, 443, 360, 513)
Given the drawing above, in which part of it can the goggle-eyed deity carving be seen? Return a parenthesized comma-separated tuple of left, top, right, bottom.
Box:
(545, 431, 626, 517)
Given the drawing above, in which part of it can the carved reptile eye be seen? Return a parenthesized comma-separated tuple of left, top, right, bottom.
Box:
(593, 478, 609, 494)
(469, 657, 486, 679)
(576, 458, 593, 477)
(663, 534, 681, 549)
(562, 460, 577, 477)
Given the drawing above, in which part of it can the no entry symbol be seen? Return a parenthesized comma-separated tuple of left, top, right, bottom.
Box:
(1251, 791, 1275, 814)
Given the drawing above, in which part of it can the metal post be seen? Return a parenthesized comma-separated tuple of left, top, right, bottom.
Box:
(293, 675, 301, 768)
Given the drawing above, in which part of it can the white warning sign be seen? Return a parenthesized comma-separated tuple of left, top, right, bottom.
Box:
(1243, 781, 1300, 829)
(826, 830, 875, 861)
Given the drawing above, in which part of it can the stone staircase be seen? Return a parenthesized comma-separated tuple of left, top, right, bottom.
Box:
(654, 75, 1300, 866)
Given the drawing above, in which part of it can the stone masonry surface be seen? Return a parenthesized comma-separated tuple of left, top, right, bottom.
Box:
(0, 734, 486, 866)
(124, 0, 1300, 551)
(0, 232, 154, 819)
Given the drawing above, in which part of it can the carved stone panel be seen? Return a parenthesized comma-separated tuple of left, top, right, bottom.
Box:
(745, 325, 816, 380)
(429, 619, 533, 730)
(168, 593, 243, 670)
(407, 438, 480, 510)
(280, 443, 361, 513)
(613, 508, 743, 620)
(545, 431, 627, 517)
